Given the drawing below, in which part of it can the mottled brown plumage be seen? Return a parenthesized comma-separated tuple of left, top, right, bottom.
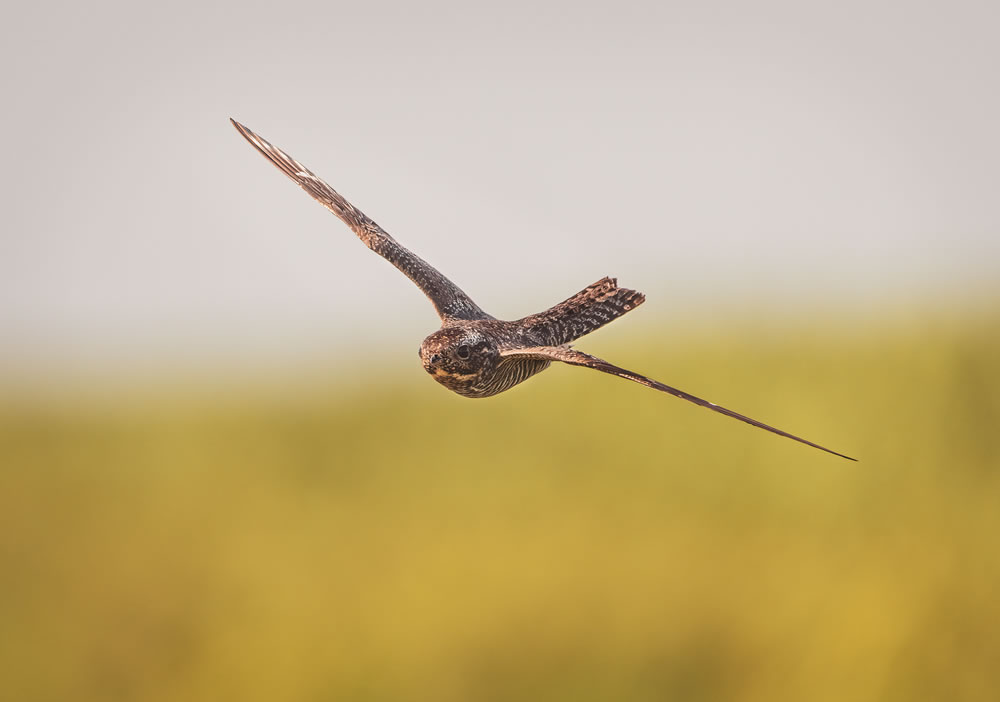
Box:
(231, 118, 856, 461)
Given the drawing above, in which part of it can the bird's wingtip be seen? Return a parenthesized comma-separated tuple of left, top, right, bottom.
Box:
(230, 117, 249, 134)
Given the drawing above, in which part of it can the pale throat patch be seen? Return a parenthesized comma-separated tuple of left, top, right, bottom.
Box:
(434, 368, 477, 381)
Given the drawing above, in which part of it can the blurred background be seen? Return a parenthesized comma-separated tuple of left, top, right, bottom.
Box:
(2, 0, 998, 700)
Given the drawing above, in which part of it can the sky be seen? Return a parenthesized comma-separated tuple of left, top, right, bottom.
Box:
(1, 0, 998, 373)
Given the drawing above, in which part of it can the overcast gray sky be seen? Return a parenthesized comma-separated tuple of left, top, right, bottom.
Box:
(2, 0, 998, 372)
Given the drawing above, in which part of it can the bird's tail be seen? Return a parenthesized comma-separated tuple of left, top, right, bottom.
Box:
(518, 277, 645, 346)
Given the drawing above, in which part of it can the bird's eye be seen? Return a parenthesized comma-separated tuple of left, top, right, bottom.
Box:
(456, 344, 471, 359)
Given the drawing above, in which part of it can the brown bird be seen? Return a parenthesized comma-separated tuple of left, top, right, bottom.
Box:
(231, 118, 855, 461)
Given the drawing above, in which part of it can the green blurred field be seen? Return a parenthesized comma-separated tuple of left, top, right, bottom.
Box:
(2, 308, 999, 701)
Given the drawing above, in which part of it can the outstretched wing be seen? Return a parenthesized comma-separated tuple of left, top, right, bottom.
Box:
(517, 277, 646, 346)
(231, 119, 490, 322)
(500, 346, 856, 461)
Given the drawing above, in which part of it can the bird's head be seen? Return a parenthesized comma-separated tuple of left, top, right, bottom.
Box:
(419, 327, 500, 395)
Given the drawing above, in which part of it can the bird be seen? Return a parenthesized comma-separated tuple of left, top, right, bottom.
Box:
(231, 118, 856, 461)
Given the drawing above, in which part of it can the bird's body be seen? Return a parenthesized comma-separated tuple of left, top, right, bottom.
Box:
(420, 323, 552, 398)
(231, 119, 855, 461)
(418, 276, 645, 398)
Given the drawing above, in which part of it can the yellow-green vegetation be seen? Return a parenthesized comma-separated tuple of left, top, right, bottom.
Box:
(2, 308, 999, 701)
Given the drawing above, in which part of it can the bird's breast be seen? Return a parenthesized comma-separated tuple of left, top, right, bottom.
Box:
(428, 358, 551, 398)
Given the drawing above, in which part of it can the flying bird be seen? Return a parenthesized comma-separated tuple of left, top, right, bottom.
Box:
(231, 119, 856, 461)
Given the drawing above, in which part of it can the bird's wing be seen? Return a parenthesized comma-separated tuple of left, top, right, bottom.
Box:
(499, 345, 856, 460)
(516, 277, 646, 346)
(231, 119, 490, 322)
